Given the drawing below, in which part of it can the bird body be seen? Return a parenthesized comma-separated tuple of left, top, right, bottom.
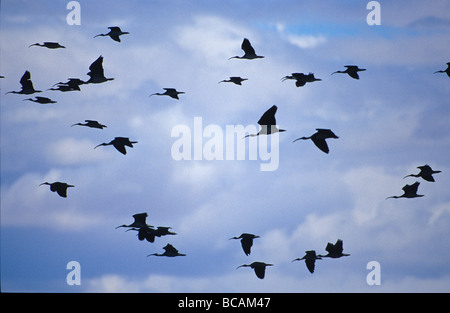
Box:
(229, 233, 259, 256)
(386, 182, 424, 199)
(219, 77, 248, 85)
(293, 128, 339, 154)
(245, 105, 286, 138)
(404, 165, 441, 182)
(116, 213, 153, 229)
(318, 239, 350, 259)
(7, 71, 42, 95)
(282, 72, 321, 87)
(39, 181, 74, 198)
(148, 244, 185, 257)
(85, 56, 114, 84)
(72, 120, 107, 129)
(23, 96, 56, 104)
(434, 62, 450, 77)
(95, 27, 129, 42)
(237, 262, 273, 279)
(150, 88, 185, 100)
(332, 65, 366, 79)
(292, 250, 321, 274)
(94, 137, 137, 154)
(229, 38, 264, 60)
(29, 42, 65, 49)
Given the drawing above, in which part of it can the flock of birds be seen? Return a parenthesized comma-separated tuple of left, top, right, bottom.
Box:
(3, 23, 448, 282)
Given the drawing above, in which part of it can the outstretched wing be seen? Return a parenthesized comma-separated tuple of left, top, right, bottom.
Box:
(241, 38, 256, 55)
(257, 105, 277, 126)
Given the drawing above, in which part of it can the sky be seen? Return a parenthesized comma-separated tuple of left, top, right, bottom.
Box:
(1, 0, 450, 293)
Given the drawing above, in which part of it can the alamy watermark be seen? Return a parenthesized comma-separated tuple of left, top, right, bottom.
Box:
(171, 117, 280, 172)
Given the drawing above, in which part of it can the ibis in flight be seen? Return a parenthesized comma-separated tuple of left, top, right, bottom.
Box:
(85, 56, 114, 84)
(318, 239, 350, 259)
(218, 76, 248, 85)
(332, 65, 366, 79)
(127, 226, 177, 243)
(147, 244, 186, 257)
(236, 262, 273, 279)
(229, 233, 260, 256)
(292, 250, 321, 274)
(6, 71, 42, 95)
(94, 27, 129, 42)
(281, 72, 321, 87)
(386, 182, 424, 199)
(434, 62, 450, 77)
(23, 96, 56, 104)
(244, 105, 286, 138)
(293, 129, 339, 154)
(149, 88, 185, 100)
(29, 42, 65, 49)
(404, 165, 441, 182)
(116, 213, 154, 229)
(39, 181, 74, 198)
(229, 38, 264, 60)
(50, 78, 85, 92)
(72, 120, 107, 129)
(94, 137, 137, 155)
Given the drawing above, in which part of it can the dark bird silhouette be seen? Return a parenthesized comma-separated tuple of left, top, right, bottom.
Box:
(71, 120, 107, 129)
(94, 27, 129, 42)
(292, 250, 321, 274)
(236, 262, 273, 279)
(229, 233, 260, 256)
(219, 76, 248, 85)
(116, 213, 153, 229)
(149, 88, 185, 100)
(85, 56, 114, 84)
(6, 71, 42, 95)
(49, 78, 85, 92)
(434, 62, 450, 77)
(94, 137, 137, 155)
(39, 181, 74, 198)
(332, 65, 366, 79)
(23, 96, 56, 104)
(128, 226, 177, 243)
(29, 42, 65, 49)
(245, 105, 286, 138)
(147, 243, 186, 257)
(318, 239, 350, 259)
(386, 182, 424, 199)
(281, 72, 321, 87)
(229, 38, 264, 60)
(293, 128, 339, 154)
(404, 165, 441, 182)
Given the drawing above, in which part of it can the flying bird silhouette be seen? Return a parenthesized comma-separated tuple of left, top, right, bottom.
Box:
(6, 71, 42, 95)
(94, 137, 137, 155)
(281, 72, 321, 87)
(149, 88, 185, 100)
(293, 129, 339, 154)
(218, 76, 248, 85)
(116, 213, 154, 229)
(39, 181, 74, 198)
(404, 165, 441, 182)
(244, 105, 286, 138)
(386, 182, 424, 199)
(229, 38, 264, 60)
(236, 262, 273, 279)
(292, 250, 321, 274)
(23, 96, 56, 104)
(332, 65, 366, 79)
(49, 78, 85, 92)
(147, 243, 186, 257)
(94, 27, 129, 42)
(71, 120, 107, 129)
(434, 62, 450, 77)
(85, 56, 114, 84)
(318, 239, 350, 259)
(29, 42, 65, 49)
(128, 226, 177, 243)
(229, 233, 260, 256)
